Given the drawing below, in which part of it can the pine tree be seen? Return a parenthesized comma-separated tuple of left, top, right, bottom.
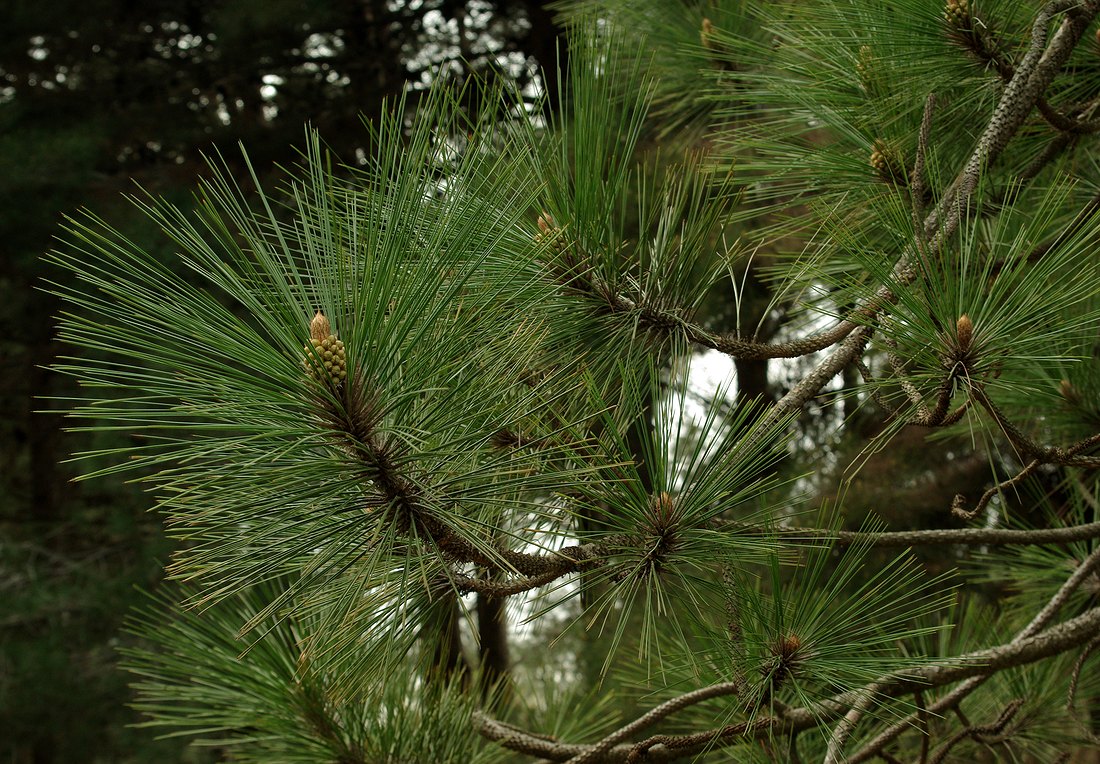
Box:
(49, 1, 1100, 761)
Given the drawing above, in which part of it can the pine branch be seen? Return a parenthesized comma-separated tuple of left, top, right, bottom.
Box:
(968, 383, 1100, 468)
(476, 604, 1100, 761)
(951, 458, 1044, 521)
(48, 1, 1100, 758)
(316, 376, 612, 580)
(562, 682, 743, 764)
(478, 543, 1100, 762)
(946, 0, 1100, 134)
(718, 519, 1100, 548)
(732, 0, 1100, 462)
(930, 0, 1100, 239)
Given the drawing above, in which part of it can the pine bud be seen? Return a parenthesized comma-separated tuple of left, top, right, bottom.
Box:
(776, 632, 801, 659)
(956, 314, 973, 353)
(855, 45, 875, 91)
(534, 212, 568, 255)
(649, 491, 676, 529)
(310, 311, 331, 343)
(701, 17, 716, 50)
(1059, 378, 1080, 406)
(764, 632, 805, 685)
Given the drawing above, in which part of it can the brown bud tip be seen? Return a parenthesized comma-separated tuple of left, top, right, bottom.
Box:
(537, 212, 555, 233)
(701, 17, 715, 48)
(649, 491, 676, 528)
(956, 314, 973, 351)
(1060, 379, 1080, 405)
(310, 311, 331, 343)
(778, 633, 801, 657)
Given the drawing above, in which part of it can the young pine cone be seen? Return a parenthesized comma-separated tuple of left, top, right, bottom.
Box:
(869, 141, 908, 187)
(855, 45, 876, 91)
(303, 311, 347, 384)
(943, 0, 971, 29)
(533, 211, 568, 255)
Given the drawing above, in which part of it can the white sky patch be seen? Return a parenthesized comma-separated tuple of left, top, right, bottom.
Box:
(680, 349, 737, 419)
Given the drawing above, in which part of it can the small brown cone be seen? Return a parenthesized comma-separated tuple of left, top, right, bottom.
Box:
(649, 491, 676, 530)
(956, 314, 973, 353)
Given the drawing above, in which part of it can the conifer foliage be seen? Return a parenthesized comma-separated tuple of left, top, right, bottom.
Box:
(50, 0, 1100, 761)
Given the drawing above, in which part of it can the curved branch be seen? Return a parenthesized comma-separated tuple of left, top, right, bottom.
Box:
(926, 698, 1024, 764)
(451, 568, 573, 597)
(318, 379, 611, 579)
(951, 458, 1044, 520)
(823, 682, 884, 764)
(679, 315, 860, 361)
(565, 682, 743, 764)
(970, 384, 1100, 467)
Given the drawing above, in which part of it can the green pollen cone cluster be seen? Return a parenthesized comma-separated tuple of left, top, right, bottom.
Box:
(304, 311, 347, 384)
(533, 211, 568, 255)
(943, 0, 971, 28)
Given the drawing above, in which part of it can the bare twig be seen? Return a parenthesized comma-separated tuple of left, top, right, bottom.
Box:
(1067, 632, 1100, 709)
(951, 458, 1044, 520)
(451, 568, 571, 597)
(886, 338, 930, 417)
(910, 93, 937, 250)
(915, 691, 930, 764)
(854, 357, 900, 415)
(926, 698, 1024, 764)
(823, 682, 885, 764)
